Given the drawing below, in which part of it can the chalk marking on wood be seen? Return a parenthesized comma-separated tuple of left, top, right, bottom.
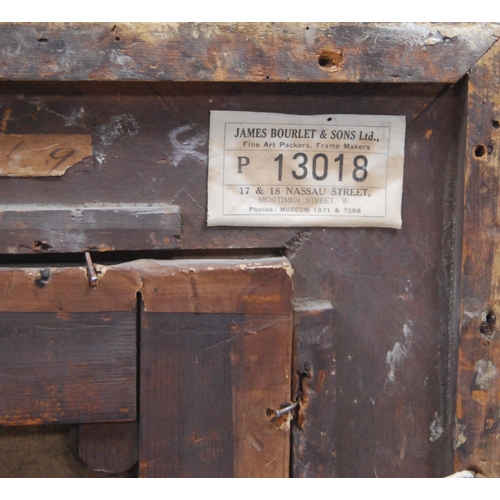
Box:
(168, 124, 207, 167)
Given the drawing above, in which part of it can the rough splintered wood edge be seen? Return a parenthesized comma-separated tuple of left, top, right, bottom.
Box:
(454, 38, 500, 477)
(122, 257, 294, 314)
(0, 257, 293, 313)
(291, 301, 336, 478)
(0, 203, 182, 253)
(0, 23, 498, 83)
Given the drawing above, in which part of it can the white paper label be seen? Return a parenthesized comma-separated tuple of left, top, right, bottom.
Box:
(207, 111, 406, 228)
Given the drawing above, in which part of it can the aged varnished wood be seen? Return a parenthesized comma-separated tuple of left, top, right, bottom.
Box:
(0, 81, 451, 250)
(137, 258, 293, 478)
(0, 204, 181, 254)
(0, 264, 138, 425)
(0, 312, 136, 425)
(0, 265, 140, 312)
(0, 23, 497, 83)
(0, 23, 500, 478)
(454, 40, 500, 477)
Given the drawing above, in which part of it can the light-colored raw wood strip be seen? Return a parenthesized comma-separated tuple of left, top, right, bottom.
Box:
(0, 134, 91, 177)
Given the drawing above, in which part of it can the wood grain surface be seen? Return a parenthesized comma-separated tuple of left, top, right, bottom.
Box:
(138, 259, 293, 477)
(0, 23, 497, 83)
(0, 22, 498, 478)
(0, 312, 136, 425)
(0, 134, 91, 177)
(454, 39, 500, 477)
(78, 423, 138, 473)
(0, 204, 181, 253)
(0, 80, 447, 251)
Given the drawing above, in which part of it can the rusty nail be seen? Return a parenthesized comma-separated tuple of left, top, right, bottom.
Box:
(85, 251, 98, 287)
(272, 401, 298, 419)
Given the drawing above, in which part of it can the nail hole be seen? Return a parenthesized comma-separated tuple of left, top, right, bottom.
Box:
(34, 268, 51, 288)
(33, 240, 53, 252)
(266, 408, 276, 423)
(493, 120, 500, 129)
(474, 144, 487, 158)
(480, 308, 496, 337)
(265, 406, 293, 430)
(38, 38, 48, 44)
(317, 49, 343, 72)
(114, 37, 121, 42)
(318, 55, 334, 68)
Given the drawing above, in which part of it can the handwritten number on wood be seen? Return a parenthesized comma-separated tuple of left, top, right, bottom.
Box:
(49, 148, 76, 172)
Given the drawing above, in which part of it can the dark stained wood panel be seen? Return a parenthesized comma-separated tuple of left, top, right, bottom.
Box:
(0, 81, 448, 251)
(138, 258, 293, 477)
(287, 82, 466, 477)
(140, 313, 237, 478)
(78, 423, 138, 474)
(0, 204, 181, 254)
(0, 23, 496, 83)
(0, 312, 136, 425)
(140, 312, 293, 478)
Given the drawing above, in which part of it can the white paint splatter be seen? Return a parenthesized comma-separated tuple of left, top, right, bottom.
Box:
(63, 107, 85, 128)
(94, 152, 107, 165)
(386, 342, 407, 383)
(429, 412, 444, 442)
(475, 359, 498, 390)
(98, 114, 139, 147)
(386, 322, 412, 383)
(109, 49, 136, 69)
(93, 114, 139, 164)
(403, 323, 412, 340)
